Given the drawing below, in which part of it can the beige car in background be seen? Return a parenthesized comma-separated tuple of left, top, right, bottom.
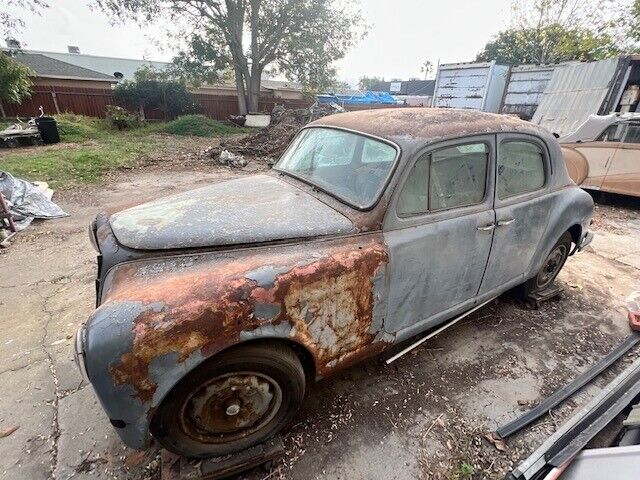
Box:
(562, 114, 640, 197)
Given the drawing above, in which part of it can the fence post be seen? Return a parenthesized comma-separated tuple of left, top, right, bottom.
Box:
(51, 92, 61, 114)
(0, 99, 5, 119)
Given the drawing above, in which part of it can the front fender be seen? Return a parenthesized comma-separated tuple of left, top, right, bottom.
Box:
(527, 185, 594, 279)
(83, 234, 391, 448)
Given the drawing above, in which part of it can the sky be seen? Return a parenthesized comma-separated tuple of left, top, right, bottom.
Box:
(10, 0, 514, 84)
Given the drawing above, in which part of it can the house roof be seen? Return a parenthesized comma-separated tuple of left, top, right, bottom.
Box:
(7, 51, 117, 82)
(27, 50, 170, 82)
(370, 79, 435, 96)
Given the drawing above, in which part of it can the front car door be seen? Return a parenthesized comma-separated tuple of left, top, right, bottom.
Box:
(602, 121, 640, 197)
(383, 136, 496, 340)
(479, 134, 552, 294)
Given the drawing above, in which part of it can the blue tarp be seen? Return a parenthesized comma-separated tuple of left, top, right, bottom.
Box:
(317, 91, 399, 105)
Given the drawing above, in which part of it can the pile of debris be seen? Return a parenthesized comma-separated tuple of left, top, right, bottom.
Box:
(199, 103, 345, 167)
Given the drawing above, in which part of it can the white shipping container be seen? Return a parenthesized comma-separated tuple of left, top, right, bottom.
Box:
(432, 61, 509, 113)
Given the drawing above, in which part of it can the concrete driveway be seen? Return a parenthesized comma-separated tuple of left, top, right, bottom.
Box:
(1, 165, 638, 480)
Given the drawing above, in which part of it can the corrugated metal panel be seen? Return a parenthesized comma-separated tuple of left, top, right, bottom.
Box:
(501, 64, 557, 120)
(531, 58, 619, 136)
(433, 62, 509, 113)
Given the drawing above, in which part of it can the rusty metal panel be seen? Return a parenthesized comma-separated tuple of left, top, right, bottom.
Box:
(109, 174, 355, 250)
(501, 64, 557, 120)
(531, 58, 620, 136)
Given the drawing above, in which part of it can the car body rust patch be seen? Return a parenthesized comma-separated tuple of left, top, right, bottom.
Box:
(104, 237, 390, 403)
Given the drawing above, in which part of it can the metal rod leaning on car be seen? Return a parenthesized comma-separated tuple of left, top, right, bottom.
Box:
(385, 297, 497, 365)
(498, 332, 640, 439)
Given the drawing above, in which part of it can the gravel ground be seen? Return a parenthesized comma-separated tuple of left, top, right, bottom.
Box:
(0, 158, 638, 480)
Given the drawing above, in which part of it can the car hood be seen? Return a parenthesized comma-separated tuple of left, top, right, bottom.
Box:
(109, 174, 355, 250)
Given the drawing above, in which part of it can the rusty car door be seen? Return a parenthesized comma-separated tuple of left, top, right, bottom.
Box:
(382, 135, 496, 339)
(478, 134, 553, 294)
(601, 122, 640, 197)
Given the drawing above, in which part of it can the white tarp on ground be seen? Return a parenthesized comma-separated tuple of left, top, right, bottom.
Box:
(0, 171, 68, 230)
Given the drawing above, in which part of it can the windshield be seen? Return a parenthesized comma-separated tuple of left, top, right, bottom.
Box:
(275, 127, 398, 209)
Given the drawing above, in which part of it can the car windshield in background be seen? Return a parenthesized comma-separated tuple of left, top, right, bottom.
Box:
(275, 127, 398, 209)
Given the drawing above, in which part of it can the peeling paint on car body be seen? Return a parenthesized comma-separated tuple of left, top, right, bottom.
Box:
(79, 108, 595, 450)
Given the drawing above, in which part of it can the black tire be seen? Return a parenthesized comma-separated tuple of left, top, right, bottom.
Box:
(520, 231, 572, 295)
(5, 138, 19, 149)
(150, 342, 305, 458)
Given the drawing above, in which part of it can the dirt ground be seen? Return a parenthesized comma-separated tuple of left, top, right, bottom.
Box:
(1, 157, 639, 480)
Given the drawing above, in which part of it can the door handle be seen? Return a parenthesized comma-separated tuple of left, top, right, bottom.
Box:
(497, 218, 515, 227)
(477, 224, 496, 231)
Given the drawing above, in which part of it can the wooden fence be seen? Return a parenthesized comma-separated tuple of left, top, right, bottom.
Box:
(2, 86, 412, 120)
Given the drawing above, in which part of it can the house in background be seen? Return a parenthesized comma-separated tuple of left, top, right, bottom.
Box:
(1, 50, 117, 117)
(369, 79, 435, 106)
(30, 46, 171, 81)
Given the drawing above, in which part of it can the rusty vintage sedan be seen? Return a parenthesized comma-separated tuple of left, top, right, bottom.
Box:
(75, 108, 594, 457)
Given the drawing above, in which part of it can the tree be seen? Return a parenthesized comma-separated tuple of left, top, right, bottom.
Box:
(114, 67, 200, 120)
(0, 52, 33, 117)
(97, 0, 366, 115)
(358, 75, 384, 91)
(477, 0, 626, 64)
(420, 60, 433, 80)
(477, 25, 621, 64)
(1, 0, 49, 42)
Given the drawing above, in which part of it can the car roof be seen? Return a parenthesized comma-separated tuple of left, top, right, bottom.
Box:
(308, 107, 549, 147)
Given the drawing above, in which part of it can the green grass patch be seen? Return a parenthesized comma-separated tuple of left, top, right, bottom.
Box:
(163, 115, 248, 137)
(0, 135, 160, 188)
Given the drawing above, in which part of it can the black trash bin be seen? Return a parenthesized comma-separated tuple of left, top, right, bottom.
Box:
(35, 117, 60, 144)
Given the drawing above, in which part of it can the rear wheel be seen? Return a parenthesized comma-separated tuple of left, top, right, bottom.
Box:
(520, 231, 572, 295)
(150, 342, 305, 458)
(5, 138, 19, 149)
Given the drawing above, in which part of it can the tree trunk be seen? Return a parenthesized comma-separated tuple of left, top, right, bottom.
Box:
(247, 66, 261, 113)
(234, 66, 248, 115)
(0, 100, 6, 119)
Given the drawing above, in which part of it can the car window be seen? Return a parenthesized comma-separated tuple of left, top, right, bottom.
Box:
(623, 124, 640, 144)
(498, 141, 545, 199)
(429, 143, 488, 210)
(276, 127, 397, 209)
(397, 154, 429, 215)
(596, 124, 624, 142)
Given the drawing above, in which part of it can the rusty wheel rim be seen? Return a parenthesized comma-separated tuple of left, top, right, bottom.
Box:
(179, 371, 282, 444)
(536, 244, 567, 289)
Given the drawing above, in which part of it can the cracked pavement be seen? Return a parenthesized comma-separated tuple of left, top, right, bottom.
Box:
(0, 165, 638, 480)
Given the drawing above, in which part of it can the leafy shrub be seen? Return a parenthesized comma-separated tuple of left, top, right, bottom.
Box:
(105, 105, 141, 130)
(163, 115, 244, 137)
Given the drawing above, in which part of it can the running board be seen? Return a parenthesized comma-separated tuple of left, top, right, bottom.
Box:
(384, 297, 497, 365)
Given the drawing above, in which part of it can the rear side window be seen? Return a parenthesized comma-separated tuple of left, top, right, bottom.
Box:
(624, 124, 640, 143)
(498, 141, 545, 199)
(596, 124, 624, 142)
(397, 142, 488, 215)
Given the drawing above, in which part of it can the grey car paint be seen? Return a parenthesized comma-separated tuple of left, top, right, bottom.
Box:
(110, 174, 355, 250)
(77, 109, 594, 451)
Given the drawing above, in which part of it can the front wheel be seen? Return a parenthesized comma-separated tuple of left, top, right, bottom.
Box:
(520, 231, 572, 295)
(150, 342, 305, 458)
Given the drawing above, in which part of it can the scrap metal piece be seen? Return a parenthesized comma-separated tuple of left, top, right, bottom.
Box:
(508, 356, 640, 480)
(498, 332, 640, 438)
(161, 436, 285, 480)
(524, 283, 563, 310)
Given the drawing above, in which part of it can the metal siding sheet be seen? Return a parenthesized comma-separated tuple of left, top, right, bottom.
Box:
(501, 65, 557, 119)
(531, 59, 619, 136)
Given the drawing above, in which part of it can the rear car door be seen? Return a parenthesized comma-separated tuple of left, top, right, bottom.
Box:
(602, 122, 640, 197)
(479, 134, 552, 294)
(577, 123, 624, 191)
(384, 136, 495, 336)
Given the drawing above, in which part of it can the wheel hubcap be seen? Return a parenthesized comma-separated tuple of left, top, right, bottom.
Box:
(180, 372, 282, 443)
(537, 245, 567, 288)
